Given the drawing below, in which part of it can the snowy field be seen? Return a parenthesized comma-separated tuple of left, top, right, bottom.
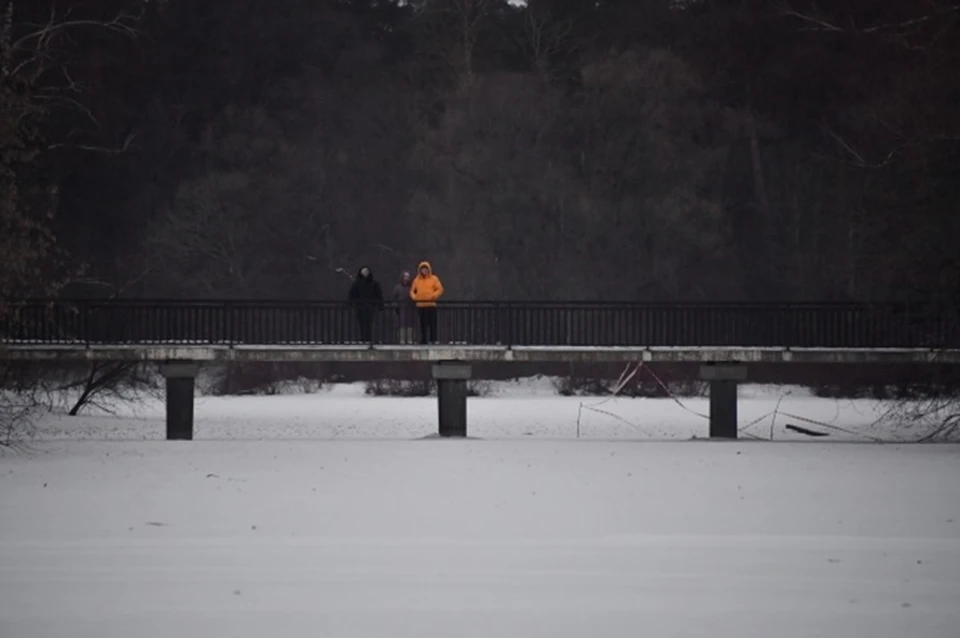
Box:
(2, 381, 959, 637)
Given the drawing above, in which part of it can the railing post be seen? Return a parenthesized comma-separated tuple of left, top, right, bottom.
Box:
(224, 302, 233, 346)
(81, 301, 90, 346)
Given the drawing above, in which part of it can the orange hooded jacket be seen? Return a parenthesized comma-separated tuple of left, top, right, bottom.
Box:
(409, 261, 444, 308)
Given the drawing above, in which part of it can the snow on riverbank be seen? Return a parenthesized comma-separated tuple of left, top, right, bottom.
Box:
(26, 380, 911, 442)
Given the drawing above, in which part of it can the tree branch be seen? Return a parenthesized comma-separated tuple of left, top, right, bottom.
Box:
(12, 12, 141, 53)
(48, 131, 139, 154)
(780, 3, 960, 37)
(778, 7, 843, 32)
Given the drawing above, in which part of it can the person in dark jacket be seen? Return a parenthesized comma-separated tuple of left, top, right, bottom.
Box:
(348, 267, 383, 342)
(392, 270, 416, 344)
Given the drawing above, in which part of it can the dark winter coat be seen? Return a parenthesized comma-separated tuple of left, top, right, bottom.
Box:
(392, 277, 416, 327)
(349, 269, 384, 310)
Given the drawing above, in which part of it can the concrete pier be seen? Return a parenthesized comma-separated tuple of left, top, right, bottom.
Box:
(433, 362, 472, 438)
(700, 364, 748, 439)
(159, 362, 200, 441)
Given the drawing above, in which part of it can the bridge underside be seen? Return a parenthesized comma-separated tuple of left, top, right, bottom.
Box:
(1, 344, 958, 364)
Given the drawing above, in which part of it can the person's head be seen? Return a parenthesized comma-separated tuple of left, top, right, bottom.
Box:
(400, 271, 411, 285)
(418, 261, 432, 277)
(358, 267, 371, 279)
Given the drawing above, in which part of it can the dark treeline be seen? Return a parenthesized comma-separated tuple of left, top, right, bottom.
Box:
(3, 0, 958, 303)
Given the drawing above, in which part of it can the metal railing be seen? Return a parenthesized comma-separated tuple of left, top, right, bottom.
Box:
(0, 300, 958, 349)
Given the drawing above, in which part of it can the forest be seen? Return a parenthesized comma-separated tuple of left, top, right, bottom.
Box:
(2, 0, 958, 303)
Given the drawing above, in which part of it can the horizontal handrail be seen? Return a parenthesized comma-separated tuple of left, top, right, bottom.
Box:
(1, 300, 957, 349)
(0, 299, 939, 307)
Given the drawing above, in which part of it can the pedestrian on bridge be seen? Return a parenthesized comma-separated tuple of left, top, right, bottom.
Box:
(392, 270, 416, 344)
(348, 267, 383, 343)
(410, 261, 444, 344)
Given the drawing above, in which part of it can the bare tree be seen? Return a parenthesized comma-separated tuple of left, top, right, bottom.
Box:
(407, 72, 586, 298)
(516, 1, 575, 80)
(1, 1, 144, 295)
(3, 2, 142, 151)
(0, 1, 144, 442)
(412, 0, 497, 90)
(574, 49, 735, 299)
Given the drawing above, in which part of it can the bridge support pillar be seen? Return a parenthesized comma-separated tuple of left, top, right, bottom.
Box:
(159, 362, 199, 441)
(700, 364, 748, 439)
(433, 362, 471, 438)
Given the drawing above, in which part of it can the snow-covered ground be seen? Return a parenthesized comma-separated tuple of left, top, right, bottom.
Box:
(2, 381, 958, 637)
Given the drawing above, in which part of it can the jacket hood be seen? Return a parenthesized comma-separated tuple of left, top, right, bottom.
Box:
(416, 261, 433, 276)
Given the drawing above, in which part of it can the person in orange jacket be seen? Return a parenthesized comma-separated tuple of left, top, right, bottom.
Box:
(409, 261, 444, 344)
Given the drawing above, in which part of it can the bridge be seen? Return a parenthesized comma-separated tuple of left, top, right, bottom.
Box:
(2, 300, 958, 440)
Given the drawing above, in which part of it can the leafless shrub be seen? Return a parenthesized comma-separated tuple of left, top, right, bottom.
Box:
(813, 383, 881, 400)
(0, 392, 41, 447)
(207, 362, 328, 396)
(364, 379, 492, 397)
(365, 379, 434, 397)
(0, 363, 46, 447)
(882, 394, 960, 442)
(52, 362, 160, 416)
(877, 367, 960, 442)
(553, 374, 707, 398)
(466, 380, 493, 397)
(553, 375, 614, 397)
